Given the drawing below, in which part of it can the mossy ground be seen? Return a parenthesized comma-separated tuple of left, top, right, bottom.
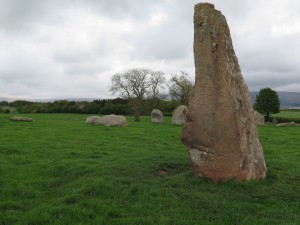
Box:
(0, 114, 299, 225)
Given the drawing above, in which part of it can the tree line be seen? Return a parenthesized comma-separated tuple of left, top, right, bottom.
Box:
(0, 98, 181, 115)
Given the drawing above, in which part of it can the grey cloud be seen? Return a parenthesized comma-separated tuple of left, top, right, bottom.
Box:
(0, 0, 71, 32)
(82, 0, 164, 20)
(237, 32, 300, 91)
(132, 21, 191, 61)
(62, 63, 110, 76)
(1, 0, 300, 99)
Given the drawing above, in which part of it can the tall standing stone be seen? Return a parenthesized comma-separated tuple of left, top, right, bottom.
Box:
(182, 3, 266, 182)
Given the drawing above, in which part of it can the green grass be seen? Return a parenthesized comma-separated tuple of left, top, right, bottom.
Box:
(272, 110, 300, 119)
(0, 114, 299, 225)
(271, 110, 300, 123)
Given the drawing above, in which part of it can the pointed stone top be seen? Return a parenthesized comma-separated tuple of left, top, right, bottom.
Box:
(195, 3, 215, 10)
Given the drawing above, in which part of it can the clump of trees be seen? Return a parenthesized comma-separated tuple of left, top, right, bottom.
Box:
(0, 98, 178, 116)
(110, 68, 194, 121)
(0, 99, 129, 114)
(0, 108, 10, 114)
(255, 87, 280, 121)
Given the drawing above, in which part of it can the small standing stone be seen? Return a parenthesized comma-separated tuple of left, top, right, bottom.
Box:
(151, 109, 164, 124)
(172, 105, 187, 125)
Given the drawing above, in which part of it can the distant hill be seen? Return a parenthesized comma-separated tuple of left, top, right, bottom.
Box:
(250, 91, 300, 108)
(0, 97, 10, 102)
(0, 97, 96, 103)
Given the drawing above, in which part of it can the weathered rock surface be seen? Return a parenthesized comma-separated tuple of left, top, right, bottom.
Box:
(254, 111, 265, 125)
(85, 116, 101, 124)
(172, 105, 187, 125)
(182, 3, 266, 182)
(151, 109, 164, 124)
(94, 115, 128, 127)
(10, 116, 33, 122)
(276, 122, 299, 127)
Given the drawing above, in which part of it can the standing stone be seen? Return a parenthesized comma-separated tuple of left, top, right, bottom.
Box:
(254, 111, 265, 125)
(172, 105, 187, 125)
(182, 3, 266, 182)
(151, 109, 164, 124)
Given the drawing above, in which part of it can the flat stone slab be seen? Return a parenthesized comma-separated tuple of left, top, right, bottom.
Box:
(94, 115, 128, 127)
(10, 116, 33, 122)
(276, 122, 299, 127)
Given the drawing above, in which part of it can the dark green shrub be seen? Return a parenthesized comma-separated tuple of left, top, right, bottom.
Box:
(272, 117, 300, 123)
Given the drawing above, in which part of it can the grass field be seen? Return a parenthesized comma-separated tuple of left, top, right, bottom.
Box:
(0, 114, 299, 225)
(272, 110, 300, 119)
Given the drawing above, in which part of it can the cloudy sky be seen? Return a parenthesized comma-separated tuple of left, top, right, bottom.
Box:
(0, 0, 299, 100)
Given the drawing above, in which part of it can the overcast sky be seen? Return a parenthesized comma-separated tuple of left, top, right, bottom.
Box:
(0, 0, 299, 100)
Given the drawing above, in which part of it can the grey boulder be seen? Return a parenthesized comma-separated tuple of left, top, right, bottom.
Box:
(94, 115, 128, 127)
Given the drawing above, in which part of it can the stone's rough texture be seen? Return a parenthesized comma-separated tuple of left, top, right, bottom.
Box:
(172, 105, 188, 125)
(151, 109, 164, 124)
(276, 122, 299, 127)
(10, 116, 33, 122)
(182, 3, 266, 182)
(85, 116, 102, 124)
(94, 115, 128, 127)
(254, 111, 265, 125)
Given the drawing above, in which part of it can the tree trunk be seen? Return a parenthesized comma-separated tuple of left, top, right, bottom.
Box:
(131, 98, 142, 122)
(266, 112, 270, 122)
(134, 112, 140, 122)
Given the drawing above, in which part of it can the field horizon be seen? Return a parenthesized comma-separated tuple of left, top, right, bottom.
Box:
(1, 90, 300, 108)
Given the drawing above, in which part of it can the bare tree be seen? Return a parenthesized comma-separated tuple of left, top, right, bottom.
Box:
(110, 68, 165, 121)
(110, 73, 131, 98)
(149, 70, 166, 99)
(168, 71, 193, 106)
